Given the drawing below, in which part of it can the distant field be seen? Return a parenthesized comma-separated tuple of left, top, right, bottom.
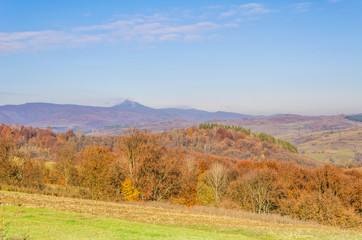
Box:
(0, 191, 361, 240)
(282, 128, 362, 165)
(346, 115, 362, 123)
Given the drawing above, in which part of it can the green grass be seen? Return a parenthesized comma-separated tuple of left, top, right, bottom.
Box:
(2, 206, 242, 240)
(0, 205, 360, 240)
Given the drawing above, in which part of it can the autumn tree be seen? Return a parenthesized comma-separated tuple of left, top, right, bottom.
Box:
(121, 178, 139, 201)
(54, 143, 79, 186)
(176, 155, 198, 206)
(293, 190, 360, 227)
(139, 148, 183, 201)
(229, 168, 281, 213)
(79, 145, 115, 199)
(19, 158, 45, 189)
(205, 162, 228, 204)
(118, 128, 184, 201)
(0, 125, 18, 184)
(118, 128, 156, 186)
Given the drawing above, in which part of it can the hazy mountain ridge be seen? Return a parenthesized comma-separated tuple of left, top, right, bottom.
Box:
(0, 100, 255, 131)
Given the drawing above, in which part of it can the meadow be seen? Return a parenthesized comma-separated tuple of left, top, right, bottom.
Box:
(1, 191, 361, 240)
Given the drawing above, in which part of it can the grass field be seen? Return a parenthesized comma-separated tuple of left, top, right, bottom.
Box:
(0, 191, 361, 240)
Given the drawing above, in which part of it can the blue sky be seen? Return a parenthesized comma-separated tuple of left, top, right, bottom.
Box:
(0, 0, 361, 115)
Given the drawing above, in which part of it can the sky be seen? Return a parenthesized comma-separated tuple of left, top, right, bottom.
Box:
(0, 0, 361, 115)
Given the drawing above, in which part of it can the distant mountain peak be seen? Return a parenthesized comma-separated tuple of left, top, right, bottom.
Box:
(120, 100, 138, 107)
(111, 100, 150, 110)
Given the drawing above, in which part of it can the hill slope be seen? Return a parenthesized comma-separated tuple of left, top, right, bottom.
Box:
(159, 124, 316, 167)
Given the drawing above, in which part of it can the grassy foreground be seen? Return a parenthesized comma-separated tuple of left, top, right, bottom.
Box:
(1, 206, 260, 240)
(0, 191, 361, 240)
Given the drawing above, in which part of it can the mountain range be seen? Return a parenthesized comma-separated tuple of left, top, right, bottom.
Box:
(0, 100, 258, 132)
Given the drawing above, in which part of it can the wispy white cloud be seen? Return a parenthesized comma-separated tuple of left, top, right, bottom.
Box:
(184, 34, 202, 41)
(292, 2, 312, 12)
(0, 30, 103, 53)
(75, 19, 221, 43)
(220, 3, 270, 18)
(158, 34, 180, 41)
(148, 22, 219, 35)
(239, 3, 270, 15)
(75, 20, 136, 32)
(0, 4, 271, 54)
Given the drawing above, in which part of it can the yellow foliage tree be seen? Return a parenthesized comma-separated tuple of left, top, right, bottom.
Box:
(121, 178, 139, 201)
(196, 174, 215, 206)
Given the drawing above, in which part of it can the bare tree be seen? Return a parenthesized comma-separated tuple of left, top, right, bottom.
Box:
(205, 162, 228, 204)
(241, 169, 279, 213)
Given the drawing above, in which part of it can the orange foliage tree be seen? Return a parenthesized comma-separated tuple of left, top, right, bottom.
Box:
(119, 128, 183, 201)
(79, 145, 115, 199)
(54, 143, 79, 186)
(0, 125, 19, 185)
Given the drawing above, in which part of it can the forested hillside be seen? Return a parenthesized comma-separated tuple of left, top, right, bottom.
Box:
(160, 124, 315, 167)
(207, 115, 361, 165)
(0, 124, 361, 228)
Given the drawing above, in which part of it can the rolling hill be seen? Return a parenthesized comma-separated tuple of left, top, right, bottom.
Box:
(207, 115, 361, 165)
